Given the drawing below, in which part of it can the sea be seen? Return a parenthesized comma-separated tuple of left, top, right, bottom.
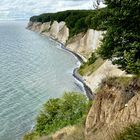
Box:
(0, 21, 84, 140)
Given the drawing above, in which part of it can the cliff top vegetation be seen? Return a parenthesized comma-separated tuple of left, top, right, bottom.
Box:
(30, 9, 108, 37)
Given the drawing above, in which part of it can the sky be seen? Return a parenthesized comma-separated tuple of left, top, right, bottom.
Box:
(0, 0, 105, 20)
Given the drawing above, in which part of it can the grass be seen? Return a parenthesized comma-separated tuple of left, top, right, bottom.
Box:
(51, 124, 85, 140)
(114, 123, 140, 140)
(101, 76, 140, 89)
(78, 57, 104, 76)
(24, 124, 85, 140)
(23, 132, 39, 140)
(61, 124, 85, 140)
(42, 28, 50, 33)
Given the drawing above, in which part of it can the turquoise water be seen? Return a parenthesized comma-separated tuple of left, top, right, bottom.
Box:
(0, 21, 83, 140)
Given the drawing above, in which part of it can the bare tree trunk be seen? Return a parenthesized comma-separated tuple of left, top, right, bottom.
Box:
(92, 0, 100, 9)
(92, 0, 104, 9)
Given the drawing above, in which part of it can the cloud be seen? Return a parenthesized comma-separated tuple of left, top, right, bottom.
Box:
(0, 0, 94, 20)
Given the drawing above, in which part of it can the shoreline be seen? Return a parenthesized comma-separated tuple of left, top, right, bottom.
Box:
(46, 36, 94, 100)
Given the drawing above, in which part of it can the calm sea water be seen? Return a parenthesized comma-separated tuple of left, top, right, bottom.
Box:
(0, 21, 83, 140)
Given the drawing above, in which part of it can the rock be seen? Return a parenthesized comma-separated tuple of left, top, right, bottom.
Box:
(66, 29, 103, 58)
(40, 22, 51, 33)
(27, 22, 42, 32)
(85, 79, 140, 140)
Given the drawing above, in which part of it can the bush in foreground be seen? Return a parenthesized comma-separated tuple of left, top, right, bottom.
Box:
(23, 92, 89, 140)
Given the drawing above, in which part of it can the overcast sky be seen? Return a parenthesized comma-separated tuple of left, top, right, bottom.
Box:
(0, 0, 105, 20)
(0, 0, 90, 20)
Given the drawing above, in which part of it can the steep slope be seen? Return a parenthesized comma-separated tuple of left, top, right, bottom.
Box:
(66, 29, 103, 58)
(85, 77, 140, 140)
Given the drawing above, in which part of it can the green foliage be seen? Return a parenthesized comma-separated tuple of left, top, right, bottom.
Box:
(88, 53, 97, 65)
(86, 8, 109, 30)
(97, 0, 140, 75)
(35, 92, 89, 135)
(23, 132, 38, 140)
(115, 123, 140, 140)
(78, 56, 104, 76)
(30, 9, 107, 37)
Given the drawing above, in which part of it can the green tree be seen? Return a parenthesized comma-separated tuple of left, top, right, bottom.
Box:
(98, 0, 140, 74)
(88, 53, 97, 65)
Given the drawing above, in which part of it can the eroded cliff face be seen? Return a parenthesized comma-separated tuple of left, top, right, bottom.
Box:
(27, 21, 103, 59)
(27, 21, 69, 44)
(66, 29, 103, 58)
(44, 21, 69, 44)
(85, 78, 140, 140)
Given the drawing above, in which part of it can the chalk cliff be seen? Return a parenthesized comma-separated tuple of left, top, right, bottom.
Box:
(27, 21, 103, 59)
(27, 21, 69, 45)
(27, 21, 129, 92)
(66, 29, 103, 58)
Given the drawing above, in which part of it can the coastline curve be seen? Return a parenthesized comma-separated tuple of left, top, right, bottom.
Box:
(49, 36, 94, 100)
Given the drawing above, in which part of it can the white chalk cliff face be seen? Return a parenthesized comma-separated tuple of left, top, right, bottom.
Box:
(27, 21, 103, 58)
(66, 29, 103, 58)
(27, 21, 69, 44)
(27, 21, 129, 91)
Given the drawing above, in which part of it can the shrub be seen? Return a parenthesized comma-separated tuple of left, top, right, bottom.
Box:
(35, 92, 89, 135)
(88, 53, 97, 65)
